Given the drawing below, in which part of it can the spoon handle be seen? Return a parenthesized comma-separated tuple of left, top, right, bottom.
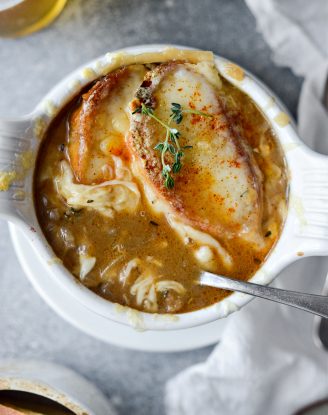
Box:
(200, 272, 328, 318)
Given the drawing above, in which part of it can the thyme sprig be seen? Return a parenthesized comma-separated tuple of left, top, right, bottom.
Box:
(133, 102, 212, 189)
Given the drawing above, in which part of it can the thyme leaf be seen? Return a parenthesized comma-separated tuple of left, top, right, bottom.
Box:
(171, 103, 183, 124)
(170, 102, 213, 124)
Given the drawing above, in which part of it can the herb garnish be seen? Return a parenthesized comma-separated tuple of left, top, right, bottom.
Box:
(133, 102, 212, 189)
(170, 102, 212, 124)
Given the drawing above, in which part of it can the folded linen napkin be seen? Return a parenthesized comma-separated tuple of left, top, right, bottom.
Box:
(166, 1, 328, 414)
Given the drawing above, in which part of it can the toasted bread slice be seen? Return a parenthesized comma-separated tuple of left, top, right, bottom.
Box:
(128, 61, 264, 245)
(68, 65, 146, 184)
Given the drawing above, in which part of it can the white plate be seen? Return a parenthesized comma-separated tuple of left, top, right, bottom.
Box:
(9, 224, 228, 352)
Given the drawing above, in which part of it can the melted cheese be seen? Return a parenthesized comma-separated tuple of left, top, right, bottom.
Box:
(79, 253, 96, 279)
(100, 48, 214, 75)
(130, 273, 186, 313)
(68, 64, 147, 184)
(137, 171, 233, 269)
(224, 62, 245, 81)
(167, 214, 233, 270)
(118, 257, 186, 312)
(0, 170, 16, 191)
(274, 111, 290, 127)
(129, 60, 264, 248)
(55, 160, 140, 217)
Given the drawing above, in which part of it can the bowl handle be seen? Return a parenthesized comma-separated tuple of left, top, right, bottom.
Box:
(0, 116, 35, 225)
(292, 146, 328, 256)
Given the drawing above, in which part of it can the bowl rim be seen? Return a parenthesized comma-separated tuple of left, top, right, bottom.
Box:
(6, 43, 328, 331)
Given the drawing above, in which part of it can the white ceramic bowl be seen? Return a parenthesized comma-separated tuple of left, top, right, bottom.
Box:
(1, 44, 328, 331)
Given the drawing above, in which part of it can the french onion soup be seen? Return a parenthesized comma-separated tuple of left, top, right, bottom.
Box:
(34, 50, 288, 314)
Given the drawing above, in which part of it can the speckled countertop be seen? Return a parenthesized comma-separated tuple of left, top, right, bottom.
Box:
(0, 1, 303, 414)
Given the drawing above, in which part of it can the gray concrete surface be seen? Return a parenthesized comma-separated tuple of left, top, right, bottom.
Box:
(0, 1, 303, 414)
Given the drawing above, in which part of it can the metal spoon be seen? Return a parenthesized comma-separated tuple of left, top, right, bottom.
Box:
(313, 273, 328, 349)
(199, 271, 328, 318)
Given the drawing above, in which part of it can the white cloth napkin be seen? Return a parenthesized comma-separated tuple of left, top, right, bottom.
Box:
(245, 0, 328, 153)
(166, 1, 328, 414)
